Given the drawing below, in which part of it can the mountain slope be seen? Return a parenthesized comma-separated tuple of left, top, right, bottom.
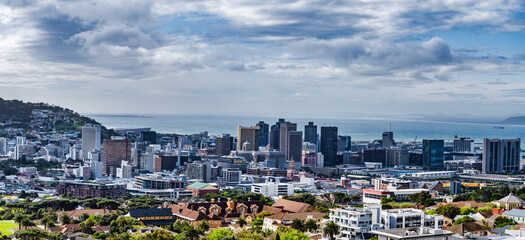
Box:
(501, 116, 525, 125)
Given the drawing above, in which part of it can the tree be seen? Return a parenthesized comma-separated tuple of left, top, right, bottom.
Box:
(208, 228, 233, 240)
(408, 191, 432, 206)
(143, 229, 175, 240)
(305, 219, 318, 233)
(197, 220, 210, 233)
(460, 207, 476, 215)
(14, 213, 25, 229)
(41, 216, 52, 230)
(20, 218, 35, 229)
(97, 199, 119, 210)
(279, 228, 310, 240)
(60, 213, 71, 225)
(237, 218, 247, 228)
(494, 216, 515, 228)
(323, 220, 340, 240)
(453, 216, 476, 226)
(290, 218, 305, 231)
(92, 231, 108, 240)
(380, 197, 394, 204)
(110, 216, 140, 234)
(13, 228, 48, 240)
(435, 204, 461, 219)
(182, 225, 201, 240)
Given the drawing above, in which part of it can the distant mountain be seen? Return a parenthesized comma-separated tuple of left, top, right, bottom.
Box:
(0, 97, 114, 138)
(501, 116, 525, 125)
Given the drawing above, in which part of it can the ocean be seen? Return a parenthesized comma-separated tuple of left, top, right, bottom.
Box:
(86, 114, 525, 144)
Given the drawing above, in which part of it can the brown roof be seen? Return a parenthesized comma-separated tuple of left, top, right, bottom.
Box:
(262, 205, 283, 215)
(431, 201, 485, 209)
(478, 211, 493, 219)
(48, 224, 81, 233)
(448, 222, 489, 234)
(273, 199, 312, 213)
(266, 212, 327, 221)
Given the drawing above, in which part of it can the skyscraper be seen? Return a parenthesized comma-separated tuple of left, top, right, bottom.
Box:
(237, 126, 260, 151)
(422, 139, 444, 170)
(453, 136, 474, 153)
(482, 138, 521, 173)
(0, 137, 6, 155)
(269, 118, 287, 150)
(288, 131, 303, 166)
(382, 132, 394, 148)
(280, 121, 297, 160)
(321, 126, 338, 166)
(216, 134, 233, 156)
(338, 135, 351, 151)
(304, 122, 317, 144)
(102, 137, 131, 176)
(256, 121, 269, 147)
(82, 124, 101, 160)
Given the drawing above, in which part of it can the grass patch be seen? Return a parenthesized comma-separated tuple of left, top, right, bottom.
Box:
(0, 220, 18, 235)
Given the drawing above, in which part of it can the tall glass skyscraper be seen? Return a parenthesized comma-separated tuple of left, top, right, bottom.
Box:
(422, 139, 444, 170)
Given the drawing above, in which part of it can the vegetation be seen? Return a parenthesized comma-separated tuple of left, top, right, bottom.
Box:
(434, 204, 461, 219)
(453, 216, 476, 226)
(204, 190, 274, 206)
(408, 191, 433, 207)
(494, 216, 515, 228)
(323, 220, 340, 240)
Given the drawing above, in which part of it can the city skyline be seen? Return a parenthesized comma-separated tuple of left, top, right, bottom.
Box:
(1, 1, 525, 118)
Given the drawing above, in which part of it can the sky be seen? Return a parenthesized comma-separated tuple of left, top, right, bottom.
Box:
(1, 0, 525, 120)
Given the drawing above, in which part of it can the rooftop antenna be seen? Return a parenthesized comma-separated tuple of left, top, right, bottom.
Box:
(389, 122, 392, 132)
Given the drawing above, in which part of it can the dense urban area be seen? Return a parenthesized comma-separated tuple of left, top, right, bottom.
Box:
(0, 101, 524, 240)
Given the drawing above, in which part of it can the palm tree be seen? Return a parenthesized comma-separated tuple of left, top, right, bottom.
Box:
(305, 219, 318, 233)
(323, 221, 340, 240)
(41, 216, 50, 230)
(60, 213, 71, 225)
(198, 220, 210, 233)
(237, 218, 247, 228)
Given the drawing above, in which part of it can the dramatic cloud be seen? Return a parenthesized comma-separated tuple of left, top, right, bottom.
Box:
(0, 0, 525, 117)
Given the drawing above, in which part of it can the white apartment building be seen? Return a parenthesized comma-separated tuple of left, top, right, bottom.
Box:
(330, 204, 382, 240)
(329, 204, 443, 240)
(251, 181, 294, 197)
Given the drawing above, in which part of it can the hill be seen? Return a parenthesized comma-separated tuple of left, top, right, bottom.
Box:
(501, 116, 525, 125)
(0, 97, 114, 138)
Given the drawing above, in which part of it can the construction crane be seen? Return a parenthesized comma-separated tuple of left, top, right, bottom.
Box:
(412, 136, 418, 149)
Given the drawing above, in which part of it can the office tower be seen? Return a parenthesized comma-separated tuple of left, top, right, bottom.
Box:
(216, 134, 233, 156)
(16, 136, 27, 146)
(321, 126, 338, 166)
(422, 139, 444, 170)
(338, 135, 351, 151)
(361, 148, 387, 164)
(256, 121, 269, 147)
(102, 137, 131, 176)
(451, 181, 461, 195)
(288, 131, 303, 165)
(304, 122, 317, 144)
(140, 131, 157, 144)
(0, 138, 6, 155)
(237, 126, 260, 151)
(453, 136, 474, 153)
(382, 132, 395, 148)
(186, 162, 212, 182)
(82, 124, 101, 160)
(153, 155, 177, 172)
(280, 122, 297, 160)
(269, 118, 288, 150)
(385, 149, 409, 167)
(482, 138, 521, 173)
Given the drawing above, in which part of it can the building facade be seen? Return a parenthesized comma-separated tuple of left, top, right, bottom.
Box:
(482, 138, 521, 173)
(321, 126, 338, 166)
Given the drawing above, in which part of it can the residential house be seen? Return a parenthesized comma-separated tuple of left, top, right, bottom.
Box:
(494, 193, 525, 209)
(503, 209, 525, 224)
(57, 209, 116, 220)
(272, 199, 315, 213)
(448, 222, 489, 237)
(263, 212, 326, 233)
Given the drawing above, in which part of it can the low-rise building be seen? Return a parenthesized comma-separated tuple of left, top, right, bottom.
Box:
(263, 212, 326, 233)
(56, 181, 126, 199)
(371, 227, 453, 240)
(251, 181, 294, 197)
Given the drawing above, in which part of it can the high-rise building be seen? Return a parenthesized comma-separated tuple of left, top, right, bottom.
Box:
(140, 131, 157, 144)
(82, 124, 101, 160)
(280, 122, 297, 160)
(382, 132, 394, 148)
(304, 122, 317, 144)
(451, 181, 461, 195)
(321, 126, 338, 166)
(0, 138, 7, 155)
(453, 136, 474, 153)
(288, 131, 303, 165)
(385, 149, 409, 167)
(154, 155, 177, 172)
(482, 138, 521, 173)
(256, 121, 269, 147)
(269, 119, 287, 150)
(102, 137, 131, 176)
(422, 139, 444, 170)
(237, 126, 260, 151)
(338, 135, 351, 151)
(216, 134, 233, 156)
